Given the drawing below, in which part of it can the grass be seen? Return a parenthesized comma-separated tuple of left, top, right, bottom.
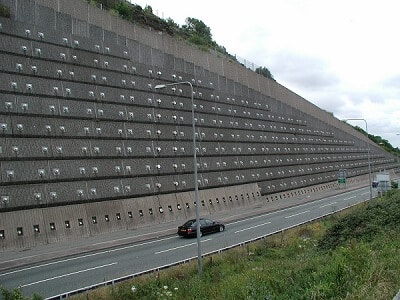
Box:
(3, 191, 400, 299)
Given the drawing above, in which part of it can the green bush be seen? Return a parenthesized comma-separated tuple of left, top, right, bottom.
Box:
(0, 4, 10, 18)
(0, 287, 43, 300)
(113, 1, 132, 20)
(392, 180, 399, 189)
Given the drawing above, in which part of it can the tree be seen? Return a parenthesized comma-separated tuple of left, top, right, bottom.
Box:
(255, 66, 275, 80)
(113, 1, 133, 20)
(165, 18, 180, 35)
(182, 17, 214, 48)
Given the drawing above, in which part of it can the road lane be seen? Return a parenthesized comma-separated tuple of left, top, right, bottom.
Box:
(285, 210, 311, 219)
(234, 221, 271, 233)
(20, 262, 118, 288)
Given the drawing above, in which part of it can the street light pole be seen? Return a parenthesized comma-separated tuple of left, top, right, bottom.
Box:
(154, 81, 202, 276)
(396, 134, 400, 177)
(343, 118, 373, 201)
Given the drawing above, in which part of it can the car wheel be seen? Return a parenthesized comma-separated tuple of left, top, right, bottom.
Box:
(219, 225, 224, 232)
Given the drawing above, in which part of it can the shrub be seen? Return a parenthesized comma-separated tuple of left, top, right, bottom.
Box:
(0, 287, 43, 300)
(0, 4, 10, 18)
(319, 191, 400, 250)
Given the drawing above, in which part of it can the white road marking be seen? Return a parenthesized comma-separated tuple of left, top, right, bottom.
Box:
(21, 262, 118, 287)
(235, 221, 271, 233)
(91, 228, 173, 246)
(155, 238, 212, 254)
(229, 188, 369, 226)
(229, 213, 274, 225)
(0, 237, 176, 277)
(320, 202, 337, 208)
(285, 210, 310, 219)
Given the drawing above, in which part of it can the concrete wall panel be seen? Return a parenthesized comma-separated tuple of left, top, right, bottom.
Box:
(126, 38, 140, 63)
(84, 200, 126, 236)
(123, 197, 157, 228)
(3, 137, 51, 159)
(0, 209, 45, 250)
(156, 193, 185, 223)
(175, 190, 197, 220)
(0, 94, 17, 114)
(0, 115, 11, 137)
(42, 204, 90, 243)
(123, 195, 161, 228)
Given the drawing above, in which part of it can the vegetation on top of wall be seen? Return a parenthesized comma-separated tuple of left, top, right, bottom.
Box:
(255, 66, 275, 81)
(350, 124, 400, 157)
(85, 0, 275, 80)
(0, 4, 11, 18)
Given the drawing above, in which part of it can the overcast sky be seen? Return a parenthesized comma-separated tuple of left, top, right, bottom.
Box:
(132, 0, 400, 148)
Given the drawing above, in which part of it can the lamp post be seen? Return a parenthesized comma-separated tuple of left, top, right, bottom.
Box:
(396, 134, 400, 177)
(154, 81, 202, 276)
(342, 118, 373, 201)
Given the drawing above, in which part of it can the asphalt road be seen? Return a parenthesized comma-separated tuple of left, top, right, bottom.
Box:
(0, 186, 373, 299)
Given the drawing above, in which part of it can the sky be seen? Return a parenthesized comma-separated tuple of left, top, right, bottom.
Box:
(131, 0, 400, 148)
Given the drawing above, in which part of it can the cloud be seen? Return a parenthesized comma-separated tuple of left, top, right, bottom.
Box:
(270, 52, 339, 90)
(383, 77, 400, 88)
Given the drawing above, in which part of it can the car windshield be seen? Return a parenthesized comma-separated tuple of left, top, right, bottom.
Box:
(183, 220, 196, 227)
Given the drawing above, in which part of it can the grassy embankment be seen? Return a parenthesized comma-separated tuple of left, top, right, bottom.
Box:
(3, 190, 400, 299)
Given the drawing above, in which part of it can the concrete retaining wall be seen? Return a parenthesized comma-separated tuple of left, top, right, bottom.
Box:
(0, 0, 397, 250)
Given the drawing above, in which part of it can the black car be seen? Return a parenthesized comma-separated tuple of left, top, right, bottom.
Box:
(177, 218, 225, 237)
